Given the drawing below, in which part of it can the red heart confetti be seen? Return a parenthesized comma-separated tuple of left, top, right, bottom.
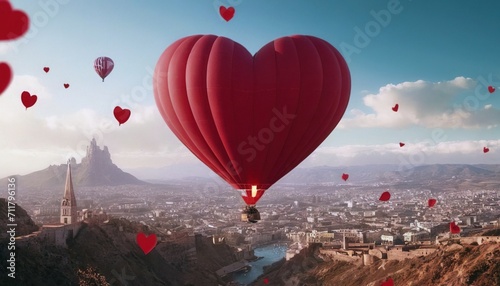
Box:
(380, 277, 394, 286)
(392, 104, 399, 112)
(219, 6, 235, 21)
(379, 191, 391, 201)
(341, 173, 349, 181)
(0, 1, 30, 40)
(21, 91, 37, 109)
(113, 106, 131, 125)
(43, 67, 50, 73)
(428, 198, 437, 207)
(0, 62, 12, 96)
(483, 147, 489, 153)
(136, 232, 157, 255)
(450, 222, 460, 234)
(399, 142, 405, 147)
(263, 278, 269, 284)
(488, 86, 495, 93)
(63, 83, 69, 89)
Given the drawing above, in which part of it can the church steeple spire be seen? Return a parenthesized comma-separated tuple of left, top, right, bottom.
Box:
(63, 159, 76, 204)
(61, 159, 77, 224)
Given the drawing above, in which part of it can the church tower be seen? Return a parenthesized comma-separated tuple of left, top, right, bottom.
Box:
(60, 159, 77, 224)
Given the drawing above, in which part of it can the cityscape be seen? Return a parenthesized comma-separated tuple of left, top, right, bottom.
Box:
(3, 140, 499, 285)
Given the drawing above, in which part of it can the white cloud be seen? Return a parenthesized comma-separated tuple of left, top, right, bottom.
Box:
(339, 77, 500, 129)
(0, 76, 185, 177)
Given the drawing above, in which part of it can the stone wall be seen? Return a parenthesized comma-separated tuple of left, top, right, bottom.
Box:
(460, 236, 500, 245)
(15, 222, 82, 247)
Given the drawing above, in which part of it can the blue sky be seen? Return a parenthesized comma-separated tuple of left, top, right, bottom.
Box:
(1, 0, 500, 178)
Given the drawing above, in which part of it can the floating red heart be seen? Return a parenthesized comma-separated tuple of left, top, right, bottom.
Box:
(450, 222, 460, 234)
(113, 106, 131, 125)
(483, 147, 489, 153)
(21, 91, 37, 109)
(488, 86, 495, 93)
(43, 67, 50, 73)
(136, 232, 157, 255)
(0, 1, 29, 40)
(380, 277, 394, 286)
(428, 198, 437, 207)
(219, 6, 235, 21)
(392, 104, 399, 112)
(0, 62, 12, 96)
(263, 277, 269, 284)
(399, 142, 405, 147)
(379, 191, 391, 201)
(63, 83, 69, 89)
(342, 173, 349, 181)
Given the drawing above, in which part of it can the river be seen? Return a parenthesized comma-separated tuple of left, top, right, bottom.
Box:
(230, 243, 288, 285)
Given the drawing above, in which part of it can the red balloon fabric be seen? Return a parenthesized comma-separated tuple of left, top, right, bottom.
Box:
(94, 56, 114, 82)
(154, 35, 350, 205)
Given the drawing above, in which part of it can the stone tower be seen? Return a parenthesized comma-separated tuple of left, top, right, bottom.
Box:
(60, 159, 77, 224)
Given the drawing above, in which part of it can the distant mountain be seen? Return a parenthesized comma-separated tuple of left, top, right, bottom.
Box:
(1, 139, 147, 190)
(275, 164, 500, 186)
(276, 164, 400, 185)
(125, 163, 500, 188)
(403, 164, 495, 179)
(124, 161, 214, 180)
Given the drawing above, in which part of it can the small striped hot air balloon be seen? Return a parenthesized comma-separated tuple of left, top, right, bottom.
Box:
(94, 56, 114, 82)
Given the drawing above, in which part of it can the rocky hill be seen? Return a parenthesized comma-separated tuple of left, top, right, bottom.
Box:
(0, 139, 147, 191)
(0, 198, 39, 239)
(0, 202, 240, 285)
(252, 242, 500, 286)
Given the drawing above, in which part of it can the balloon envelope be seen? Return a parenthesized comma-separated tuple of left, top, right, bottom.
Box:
(94, 56, 114, 82)
(154, 35, 350, 205)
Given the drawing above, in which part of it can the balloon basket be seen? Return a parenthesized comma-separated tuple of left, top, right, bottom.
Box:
(241, 206, 260, 223)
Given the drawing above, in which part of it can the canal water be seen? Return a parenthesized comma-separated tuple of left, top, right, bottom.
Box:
(231, 243, 288, 285)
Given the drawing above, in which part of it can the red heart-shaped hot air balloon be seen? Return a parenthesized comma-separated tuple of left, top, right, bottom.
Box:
(154, 35, 350, 206)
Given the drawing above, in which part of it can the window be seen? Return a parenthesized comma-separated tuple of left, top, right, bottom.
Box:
(64, 218, 67, 224)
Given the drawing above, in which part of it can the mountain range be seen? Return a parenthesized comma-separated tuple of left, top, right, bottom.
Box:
(132, 163, 500, 190)
(2, 138, 500, 191)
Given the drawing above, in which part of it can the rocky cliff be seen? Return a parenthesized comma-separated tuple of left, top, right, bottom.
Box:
(252, 242, 500, 286)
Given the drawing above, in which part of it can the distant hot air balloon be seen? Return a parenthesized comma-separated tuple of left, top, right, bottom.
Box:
(94, 56, 114, 82)
(153, 35, 351, 221)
